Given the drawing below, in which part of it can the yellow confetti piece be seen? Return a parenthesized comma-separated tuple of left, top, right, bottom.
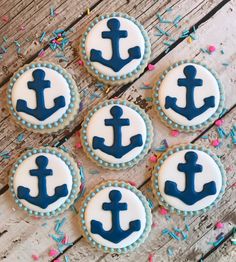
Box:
(87, 8, 90, 15)
(187, 37, 192, 44)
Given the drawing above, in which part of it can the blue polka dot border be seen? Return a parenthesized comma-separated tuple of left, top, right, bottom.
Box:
(7, 62, 80, 133)
(153, 60, 225, 132)
(151, 144, 227, 216)
(79, 181, 152, 254)
(81, 99, 153, 170)
(80, 12, 151, 85)
(9, 147, 82, 217)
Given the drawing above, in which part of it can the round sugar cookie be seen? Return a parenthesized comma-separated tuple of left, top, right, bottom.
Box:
(80, 13, 151, 85)
(153, 60, 224, 132)
(79, 181, 152, 253)
(81, 99, 153, 169)
(152, 144, 226, 215)
(7, 62, 80, 133)
(9, 147, 82, 217)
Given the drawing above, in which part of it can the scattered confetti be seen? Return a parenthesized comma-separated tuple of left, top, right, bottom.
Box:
(76, 142, 82, 149)
(89, 169, 100, 175)
(77, 60, 84, 66)
(152, 222, 158, 228)
(147, 199, 154, 209)
(49, 30, 69, 51)
(50, 6, 55, 17)
(215, 119, 224, 127)
(215, 221, 224, 229)
(149, 155, 157, 163)
(167, 246, 174, 256)
(2, 15, 9, 23)
(17, 133, 24, 142)
(49, 248, 59, 257)
(148, 253, 154, 262)
(148, 64, 155, 71)
(212, 139, 220, 147)
(208, 45, 216, 53)
(39, 32, 46, 43)
(64, 255, 70, 262)
(159, 207, 168, 215)
(38, 49, 45, 57)
(32, 254, 39, 261)
(127, 181, 137, 187)
(170, 130, 180, 137)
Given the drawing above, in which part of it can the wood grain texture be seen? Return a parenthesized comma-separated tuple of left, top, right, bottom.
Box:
(0, 0, 235, 261)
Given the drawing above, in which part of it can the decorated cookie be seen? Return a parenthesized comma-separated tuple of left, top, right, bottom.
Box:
(153, 60, 224, 131)
(80, 13, 151, 85)
(7, 62, 80, 133)
(9, 147, 82, 217)
(152, 144, 226, 215)
(81, 99, 153, 169)
(79, 181, 152, 253)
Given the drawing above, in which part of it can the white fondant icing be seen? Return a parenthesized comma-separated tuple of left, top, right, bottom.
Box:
(158, 63, 220, 126)
(13, 153, 73, 213)
(157, 149, 223, 212)
(85, 17, 145, 76)
(85, 186, 146, 248)
(11, 67, 71, 125)
(86, 104, 147, 164)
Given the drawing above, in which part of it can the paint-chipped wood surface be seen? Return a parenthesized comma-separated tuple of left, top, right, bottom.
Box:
(0, 0, 235, 261)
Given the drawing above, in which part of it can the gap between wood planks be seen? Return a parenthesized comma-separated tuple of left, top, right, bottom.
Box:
(49, 0, 234, 260)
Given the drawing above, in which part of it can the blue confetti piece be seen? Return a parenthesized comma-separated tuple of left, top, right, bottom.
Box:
(17, 133, 24, 142)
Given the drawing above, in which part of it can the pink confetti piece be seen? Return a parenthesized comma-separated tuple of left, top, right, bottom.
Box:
(159, 207, 168, 215)
(152, 222, 158, 228)
(148, 253, 154, 262)
(32, 254, 39, 261)
(212, 139, 220, 147)
(208, 45, 216, 53)
(20, 25, 25, 30)
(170, 130, 180, 137)
(77, 160, 83, 167)
(127, 181, 137, 187)
(215, 222, 224, 229)
(149, 155, 157, 163)
(2, 15, 9, 23)
(215, 119, 224, 127)
(148, 64, 155, 71)
(76, 142, 82, 149)
(77, 60, 84, 66)
(54, 259, 61, 262)
(49, 248, 59, 257)
(62, 234, 69, 244)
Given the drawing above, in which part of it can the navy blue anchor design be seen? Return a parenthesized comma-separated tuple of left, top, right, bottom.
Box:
(16, 69, 66, 121)
(90, 18, 141, 72)
(165, 65, 215, 120)
(17, 155, 68, 209)
(91, 190, 141, 243)
(92, 106, 143, 158)
(164, 151, 217, 205)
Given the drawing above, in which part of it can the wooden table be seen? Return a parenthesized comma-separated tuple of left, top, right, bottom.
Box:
(0, 0, 235, 261)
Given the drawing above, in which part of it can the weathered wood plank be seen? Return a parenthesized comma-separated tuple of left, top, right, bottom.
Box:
(0, 1, 235, 261)
(0, 0, 101, 84)
(0, 0, 232, 190)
